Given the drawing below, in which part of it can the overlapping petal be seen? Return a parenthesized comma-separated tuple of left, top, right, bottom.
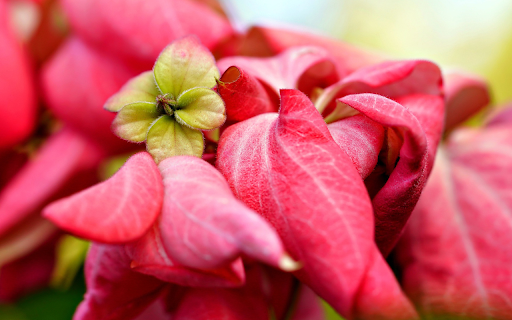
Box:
(104, 71, 160, 113)
(217, 89, 374, 317)
(217, 46, 339, 96)
(158, 156, 288, 270)
(44, 152, 163, 243)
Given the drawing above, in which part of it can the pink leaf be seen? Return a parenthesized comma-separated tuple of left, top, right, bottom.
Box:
(61, 0, 233, 64)
(0, 128, 103, 236)
(217, 46, 340, 96)
(216, 89, 374, 317)
(396, 125, 512, 319)
(158, 156, 288, 270)
(217, 66, 278, 122)
(44, 152, 163, 243)
(444, 71, 490, 132)
(74, 243, 165, 320)
(338, 94, 430, 256)
(41, 37, 136, 153)
(126, 225, 246, 288)
(0, 9, 36, 149)
(237, 26, 383, 74)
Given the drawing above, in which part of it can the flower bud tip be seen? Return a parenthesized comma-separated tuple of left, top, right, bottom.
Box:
(278, 253, 302, 272)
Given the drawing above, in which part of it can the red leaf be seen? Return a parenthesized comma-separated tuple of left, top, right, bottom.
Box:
(44, 152, 163, 243)
(61, 0, 233, 64)
(0, 128, 103, 236)
(353, 246, 419, 320)
(158, 156, 288, 270)
(290, 285, 325, 320)
(338, 94, 430, 256)
(74, 244, 165, 320)
(217, 46, 340, 96)
(396, 124, 512, 319)
(126, 225, 246, 288)
(174, 288, 269, 320)
(216, 89, 374, 317)
(217, 66, 277, 122)
(444, 71, 490, 132)
(41, 37, 135, 153)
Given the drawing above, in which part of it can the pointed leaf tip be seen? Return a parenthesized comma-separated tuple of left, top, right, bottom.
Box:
(43, 152, 163, 243)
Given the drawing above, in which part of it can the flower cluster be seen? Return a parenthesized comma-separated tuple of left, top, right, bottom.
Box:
(0, 0, 511, 320)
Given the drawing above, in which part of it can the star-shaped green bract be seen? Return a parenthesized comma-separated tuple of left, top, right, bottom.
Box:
(105, 36, 225, 163)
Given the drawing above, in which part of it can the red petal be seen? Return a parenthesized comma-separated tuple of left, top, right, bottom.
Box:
(126, 225, 246, 287)
(353, 246, 419, 320)
(238, 26, 382, 74)
(328, 114, 385, 179)
(217, 46, 340, 96)
(485, 102, 512, 127)
(41, 37, 135, 153)
(74, 243, 165, 320)
(44, 152, 163, 243)
(217, 89, 374, 317)
(217, 66, 278, 122)
(158, 156, 287, 270)
(174, 288, 269, 320)
(0, 9, 36, 149)
(338, 94, 430, 256)
(290, 285, 326, 320)
(444, 71, 490, 131)
(317, 60, 442, 117)
(396, 126, 512, 319)
(0, 128, 103, 236)
(61, 0, 233, 63)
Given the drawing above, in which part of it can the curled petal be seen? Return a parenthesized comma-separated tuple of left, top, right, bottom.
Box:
(44, 152, 163, 243)
(153, 36, 219, 98)
(338, 94, 431, 256)
(217, 89, 374, 317)
(158, 156, 289, 270)
(217, 46, 339, 95)
(217, 66, 278, 122)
